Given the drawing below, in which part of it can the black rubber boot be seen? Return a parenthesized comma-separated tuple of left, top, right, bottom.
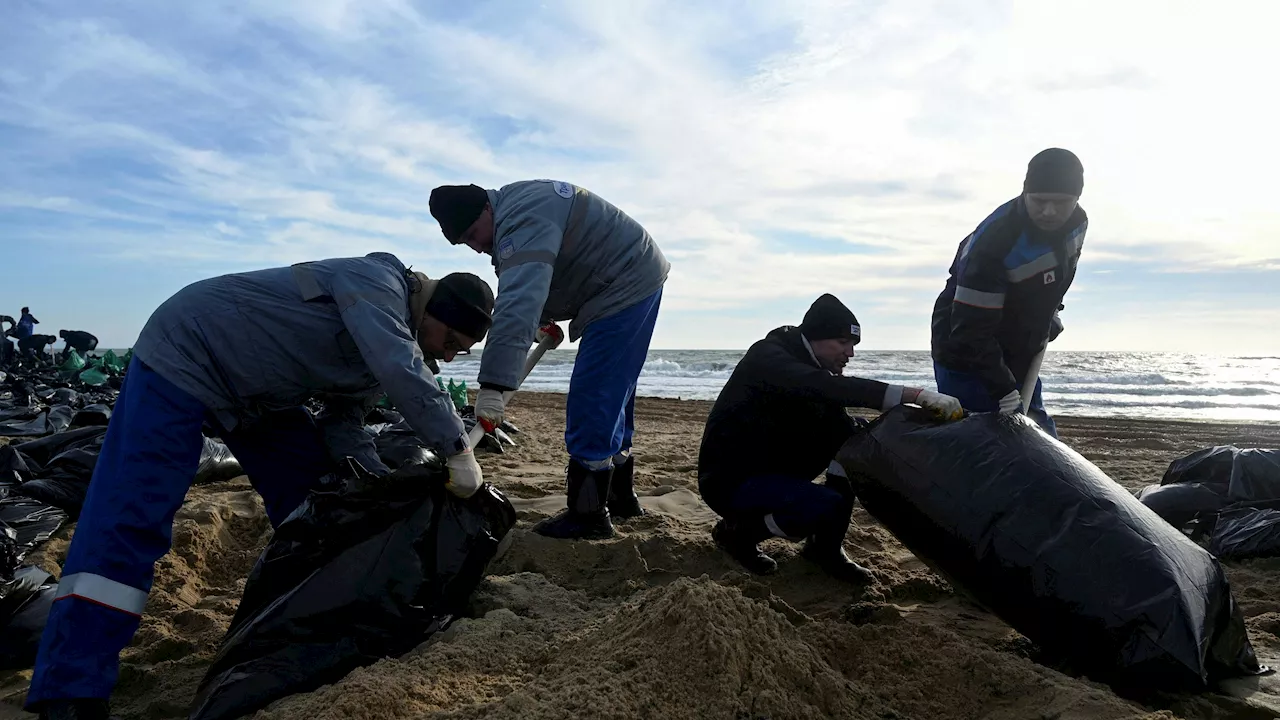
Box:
(38, 699, 115, 720)
(801, 488, 872, 584)
(532, 460, 615, 539)
(712, 516, 778, 575)
(607, 455, 644, 518)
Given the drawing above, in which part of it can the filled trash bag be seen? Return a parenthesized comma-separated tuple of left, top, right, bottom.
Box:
(1208, 503, 1280, 561)
(836, 406, 1261, 689)
(101, 349, 125, 373)
(0, 566, 56, 670)
(46, 405, 73, 434)
(192, 437, 242, 485)
(1138, 483, 1227, 528)
(78, 367, 109, 387)
(10, 427, 107, 469)
(0, 499, 67, 563)
(70, 404, 111, 427)
(189, 459, 518, 720)
(1162, 446, 1280, 502)
(0, 413, 49, 437)
(58, 351, 85, 373)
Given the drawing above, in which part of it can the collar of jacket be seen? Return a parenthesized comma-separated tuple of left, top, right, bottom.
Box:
(408, 271, 438, 339)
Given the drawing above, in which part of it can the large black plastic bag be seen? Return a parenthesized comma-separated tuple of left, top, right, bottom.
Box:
(0, 499, 66, 563)
(836, 406, 1261, 689)
(0, 566, 56, 670)
(1208, 503, 1280, 560)
(1137, 483, 1227, 528)
(188, 459, 518, 720)
(1162, 446, 1280, 502)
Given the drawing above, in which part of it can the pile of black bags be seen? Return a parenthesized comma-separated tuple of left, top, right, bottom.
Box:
(837, 406, 1261, 690)
(1139, 446, 1280, 560)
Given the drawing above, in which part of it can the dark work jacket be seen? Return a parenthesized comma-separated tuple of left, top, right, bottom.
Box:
(931, 197, 1087, 400)
(697, 326, 895, 514)
(62, 331, 98, 354)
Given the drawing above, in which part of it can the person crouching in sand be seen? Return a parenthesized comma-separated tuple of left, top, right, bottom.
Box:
(697, 294, 962, 582)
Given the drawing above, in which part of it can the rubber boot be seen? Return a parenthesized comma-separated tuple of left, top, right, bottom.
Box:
(712, 516, 778, 575)
(532, 460, 615, 539)
(607, 455, 644, 518)
(801, 498, 873, 584)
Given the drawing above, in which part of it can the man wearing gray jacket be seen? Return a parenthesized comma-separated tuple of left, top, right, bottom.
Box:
(431, 180, 669, 540)
(27, 253, 493, 719)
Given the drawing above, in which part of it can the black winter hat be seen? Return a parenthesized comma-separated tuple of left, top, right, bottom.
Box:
(428, 273, 495, 340)
(801, 294, 861, 343)
(429, 185, 490, 243)
(1024, 148, 1084, 196)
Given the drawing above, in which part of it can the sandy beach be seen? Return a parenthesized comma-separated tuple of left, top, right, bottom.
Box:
(5, 393, 1280, 720)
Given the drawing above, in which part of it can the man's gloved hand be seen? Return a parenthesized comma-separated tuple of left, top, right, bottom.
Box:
(474, 388, 506, 430)
(913, 389, 964, 421)
(445, 448, 483, 498)
(535, 322, 565, 346)
(1049, 312, 1064, 342)
(998, 390, 1023, 415)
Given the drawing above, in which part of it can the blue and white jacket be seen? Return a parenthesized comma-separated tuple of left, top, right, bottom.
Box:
(930, 197, 1087, 400)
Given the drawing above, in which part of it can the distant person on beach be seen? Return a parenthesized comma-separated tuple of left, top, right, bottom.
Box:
(18, 333, 56, 361)
(59, 329, 99, 360)
(27, 254, 494, 718)
(698, 294, 962, 581)
(14, 306, 38, 340)
(931, 148, 1087, 438)
(431, 179, 669, 540)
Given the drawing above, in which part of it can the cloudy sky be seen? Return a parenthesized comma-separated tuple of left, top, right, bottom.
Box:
(3, 0, 1278, 352)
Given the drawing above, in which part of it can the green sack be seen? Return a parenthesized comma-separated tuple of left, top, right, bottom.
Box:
(102, 349, 125, 373)
(122, 348, 133, 368)
(79, 367, 110, 386)
(375, 394, 393, 409)
(446, 379, 468, 411)
(60, 350, 86, 372)
(437, 377, 446, 391)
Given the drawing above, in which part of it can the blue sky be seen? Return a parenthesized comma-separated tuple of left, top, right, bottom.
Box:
(2, 0, 1278, 352)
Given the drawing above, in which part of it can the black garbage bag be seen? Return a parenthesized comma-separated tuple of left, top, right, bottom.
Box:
(193, 437, 242, 485)
(49, 388, 80, 407)
(14, 428, 107, 518)
(10, 426, 107, 470)
(375, 429, 435, 470)
(45, 405, 74, 434)
(0, 446, 33, 489)
(70, 404, 111, 428)
(0, 499, 67, 563)
(1138, 483, 1227, 528)
(1208, 502, 1280, 561)
(0, 413, 48, 437)
(836, 406, 1261, 689)
(0, 566, 56, 670)
(1162, 446, 1280, 502)
(188, 459, 517, 720)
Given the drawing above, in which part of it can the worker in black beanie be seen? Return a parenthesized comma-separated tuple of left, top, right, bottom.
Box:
(698, 294, 961, 582)
(931, 148, 1088, 437)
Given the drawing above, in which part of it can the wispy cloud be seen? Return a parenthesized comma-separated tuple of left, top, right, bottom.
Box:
(1, 0, 1278, 350)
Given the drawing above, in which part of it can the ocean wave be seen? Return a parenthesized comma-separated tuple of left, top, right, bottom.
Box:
(1049, 385, 1276, 397)
(1052, 397, 1280, 411)
(641, 358, 736, 376)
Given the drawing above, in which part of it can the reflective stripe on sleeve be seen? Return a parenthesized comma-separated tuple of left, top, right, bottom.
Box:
(953, 287, 1006, 309)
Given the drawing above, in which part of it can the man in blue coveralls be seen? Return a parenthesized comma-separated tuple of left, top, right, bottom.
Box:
(431, 180, 669, 540)
(28, 254, 494, 720)
(931, 148, 1088, 437)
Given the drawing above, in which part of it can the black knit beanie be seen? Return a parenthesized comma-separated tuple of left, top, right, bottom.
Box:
(429, 185, 490, 243)
(801, 294, 861, 343)
(1024, 148, 1084, 196)
(427, 273, 495, 340)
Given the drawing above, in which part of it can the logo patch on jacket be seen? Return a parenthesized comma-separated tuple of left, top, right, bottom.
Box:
(535, 179, 575, 199)
(1043, 270, 1056, 285)
(498, 239, 515, 262)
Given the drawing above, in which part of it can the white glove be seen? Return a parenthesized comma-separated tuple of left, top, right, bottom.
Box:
(474, 388, 506, 429)
(914, 389, 964, 421)
(998, 390, 1023, 415)
(445, 449, 483, 498)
